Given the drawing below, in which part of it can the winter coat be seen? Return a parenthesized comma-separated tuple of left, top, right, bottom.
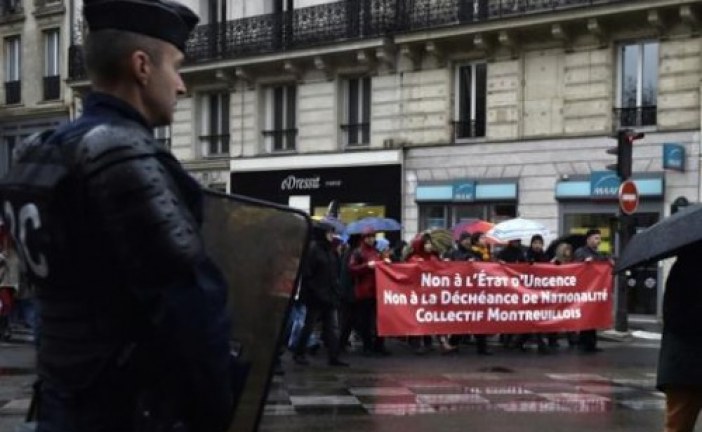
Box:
(657, 246, 702, 390)
(573, 246, 607, 262)
(447, 245, 481, 262)
(348, 242, 381, 301)
(338, 248, 356, 304)
(300, 238, 341, 307)
(526, 249, 549, 263)
(497, 245, 527, 263)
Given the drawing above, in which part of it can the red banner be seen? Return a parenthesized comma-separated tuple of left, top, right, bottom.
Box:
(376, 261, 613, 336)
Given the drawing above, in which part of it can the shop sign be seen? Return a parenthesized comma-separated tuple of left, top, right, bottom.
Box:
(590, 171, 620, 199)
(280, 175, 321, 191)
(453, 181, 476, 202)
(663, 144, 685, 172)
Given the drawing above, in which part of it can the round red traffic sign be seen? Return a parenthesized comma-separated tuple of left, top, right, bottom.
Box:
(619, 180, 639, 215)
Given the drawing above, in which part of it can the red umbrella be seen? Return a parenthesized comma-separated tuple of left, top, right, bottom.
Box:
(452, 219, 495, 240)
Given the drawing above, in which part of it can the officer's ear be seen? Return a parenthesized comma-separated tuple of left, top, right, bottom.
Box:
(130, 49, 152, 88)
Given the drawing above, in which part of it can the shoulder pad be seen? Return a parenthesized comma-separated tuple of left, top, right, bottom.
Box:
(76, 121, 169, 177)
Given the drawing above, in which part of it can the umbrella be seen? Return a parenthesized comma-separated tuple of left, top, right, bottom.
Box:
(311, 215, 345, 234)
(428, 228, 454, 256)
(615, 204, 702, 273)
(452, 219, 495, 240)
(545, 234, 587, 260)
(486, 217, 552, 245)
(345, 217, 402, 235)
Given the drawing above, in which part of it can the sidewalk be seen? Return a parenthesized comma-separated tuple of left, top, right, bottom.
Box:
(599, 315, 662, 343)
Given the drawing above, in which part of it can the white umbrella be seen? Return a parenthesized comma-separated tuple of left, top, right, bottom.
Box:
(486, 218, 552, 245)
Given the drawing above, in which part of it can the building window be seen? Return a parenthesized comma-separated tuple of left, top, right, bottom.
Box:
(199, 92, 230, 157)
(154, 126, 171, 149)
(340, 77, 371, 147)
(453, 63, 487, 140)
(4, 36, 21, 105)
(43, 29, 60, 101)
(616, 41, 658, 128)
(419, 203, 515, 231)
(0, 136, 16, 177)
(263, 85, 297, 152)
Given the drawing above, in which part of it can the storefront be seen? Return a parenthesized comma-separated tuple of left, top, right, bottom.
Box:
(230, 150, 402, 227)
(414, 179, 519, 230)
(556, 171, 665, 315)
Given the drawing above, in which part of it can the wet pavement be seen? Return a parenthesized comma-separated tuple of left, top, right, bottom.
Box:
(259, 335, 691, 432)
(1, 332, 698, 432)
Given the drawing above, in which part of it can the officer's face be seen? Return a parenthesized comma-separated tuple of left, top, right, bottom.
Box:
(144, 42, 186, 126)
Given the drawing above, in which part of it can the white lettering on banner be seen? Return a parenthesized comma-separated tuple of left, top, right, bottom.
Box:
(384, 290, 407, 305)
(486, 308, 583, 322)
(280, 175, 321, 191)
(420, 272, 450, 288)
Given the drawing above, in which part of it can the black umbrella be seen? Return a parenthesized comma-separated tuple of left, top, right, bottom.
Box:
(545, 234, 587, 260)
(614, 204, 702, 273)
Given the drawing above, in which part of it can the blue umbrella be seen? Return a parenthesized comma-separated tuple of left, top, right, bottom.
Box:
(345, 217, 401, 235)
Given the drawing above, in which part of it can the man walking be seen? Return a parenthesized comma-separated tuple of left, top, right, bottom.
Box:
(574, 229, 608, 353)
(293, 222, 348, 367)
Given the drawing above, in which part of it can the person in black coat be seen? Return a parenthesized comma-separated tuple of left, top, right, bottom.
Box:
(657, 242, 702, 432)
(573, 229, 608, 353)
(516, 235, 550, 354)
(293, 222, 348, 367)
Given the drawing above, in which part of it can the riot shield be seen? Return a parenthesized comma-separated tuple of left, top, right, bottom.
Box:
(201, 190, 311, 432)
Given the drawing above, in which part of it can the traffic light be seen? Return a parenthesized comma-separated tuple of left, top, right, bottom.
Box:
(606, 129, 644, 180)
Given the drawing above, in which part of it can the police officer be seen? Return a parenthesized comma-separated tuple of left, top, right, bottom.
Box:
(0, 0, 235, 431)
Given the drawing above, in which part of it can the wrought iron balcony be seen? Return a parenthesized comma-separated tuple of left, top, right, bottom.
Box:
(4, 80, 21, 105)
(453, 120, 485, 140)
(614, 106, 657, 128)
(69, 0, 630, 80)
(263, 129, 298, 152)
(341, 122, 370, 146)
(43, 75, 61, 100)
(0, 0, 23, 17)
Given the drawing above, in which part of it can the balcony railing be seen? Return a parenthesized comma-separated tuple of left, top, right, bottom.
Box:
(341, 123, 370, 146)
(614, 106, 657, 128)
(4, 80, 21, 105)
(263, 129, 298, 152)
(43, 75, 61, 100)
(0, 0, 23, 16)
(68, 0, 630, 80)
(453, 120, 485, 140)
(199, 134, 230, 157)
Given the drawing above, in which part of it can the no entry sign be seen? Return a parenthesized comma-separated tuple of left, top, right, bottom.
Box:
(619, 180, 639, 215)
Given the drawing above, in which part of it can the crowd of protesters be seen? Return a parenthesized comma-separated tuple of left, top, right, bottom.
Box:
(289, 220, 609, 367)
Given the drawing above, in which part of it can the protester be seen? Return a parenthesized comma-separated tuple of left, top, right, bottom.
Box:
(470, 232, 491, 262)
(573, 229, 608, 353)
(0, 1, 237, 430)
(405, 233, 443, 354)
(496, 239, 526, 349)
(293, 222, 348, 367)
(447, 233, 492, 356)
(657, 243, 702, 432)
(348, 229, 390, 356)
(516, 235, 550, 354)
(550, 242, 577, 348)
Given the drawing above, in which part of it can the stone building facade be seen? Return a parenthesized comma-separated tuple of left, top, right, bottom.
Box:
(66, 0, 702, 315)
(0, 0, 71, 176)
